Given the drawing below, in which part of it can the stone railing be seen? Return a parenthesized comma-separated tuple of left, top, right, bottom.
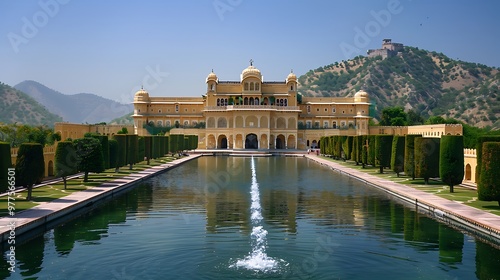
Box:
(204, 105, 300, 111)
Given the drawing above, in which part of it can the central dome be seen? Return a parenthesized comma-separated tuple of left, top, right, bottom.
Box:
(241, 64, 262, 81)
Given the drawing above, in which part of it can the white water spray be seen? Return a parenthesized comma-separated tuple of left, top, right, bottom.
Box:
(230, 157, 286, 272)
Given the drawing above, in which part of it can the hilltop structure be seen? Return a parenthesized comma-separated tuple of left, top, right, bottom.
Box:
(131, 62, 371, 150)
(367, 39, 404, 59)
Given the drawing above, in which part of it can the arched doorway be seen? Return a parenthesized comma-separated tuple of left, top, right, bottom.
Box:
(245, 134, 258, 149)
(276, 134, 285, 149)
(218, 135, 228, 149)
(311, 140, 318, 149)
(465, 164, 471, 181)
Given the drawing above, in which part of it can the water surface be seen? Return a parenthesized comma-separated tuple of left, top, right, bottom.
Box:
(2, 156, 500, 279)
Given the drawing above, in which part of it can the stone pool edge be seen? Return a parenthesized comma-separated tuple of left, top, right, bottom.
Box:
(0, 154, 203, 243)
(306, 154, 500, 244)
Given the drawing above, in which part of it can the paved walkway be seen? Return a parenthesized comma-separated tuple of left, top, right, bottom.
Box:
(306, 155, 500, 241)
(0, 155, 201, 242)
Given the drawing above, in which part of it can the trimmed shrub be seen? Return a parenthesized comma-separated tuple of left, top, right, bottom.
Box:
(127, 135, 138, 169)
(478, 142, 500, 205)
(55, 141, 78, 189)
(475, 136, 500, 183)
(92, 135, 109, 169)
(74, 137, 104, 182)
(0, 142, 12, 192)
(144, 136, 152, 164)
(361, 135, 368, 168)
(152, 136, 160, 158)
(112, 135, 127, 172)
(137, 136, 145, 163)
(414, 137, 440, 184)
(439, 135, 464, 193)
(15, 143, 44, 200)
(108, 139, 118, 169)
(368, 135, 376, 167)
(391, 135, 405, 177)
(169, 134, 184, 154)
(375, 135, 393, 173)
(404, 135, 422, 180)
(346, 136, 353, 160)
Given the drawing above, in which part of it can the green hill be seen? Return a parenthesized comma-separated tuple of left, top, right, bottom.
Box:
(298, 46, 500, 129)
(109, 112, 133, 125)
(0, 82, 62, 126)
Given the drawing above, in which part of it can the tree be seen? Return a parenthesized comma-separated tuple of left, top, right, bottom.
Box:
(391, 135, 405, 177)
(108, 139, 118, 169)
(361, 135, 368, 168)
(379, 107, 408, 126)
(475, 136, 500, 183)
(368, 135, 376, 167)
(144, 136, 152, 164)
(478, 142, 500, 206)
(407, 109, 424, 125)
(112, 135, 127, 172)
(73, 137, 104, 182)
(15, 143, 44, 200)
(117, 127, 128, 134)
(0, 142, 12, 192)
(55, 141, 78, 189)
(375, 135, 393, 173)
(439, 135, 464, 193)
(404, 135, 421, 180)
(414, 137, 440, 184)
(92, 135, 109, 169)
(126, 135, 138, 169)
(137, 136, 145, 163)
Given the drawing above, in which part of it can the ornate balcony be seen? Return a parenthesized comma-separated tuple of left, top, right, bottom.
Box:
(204, 105, 301, 112)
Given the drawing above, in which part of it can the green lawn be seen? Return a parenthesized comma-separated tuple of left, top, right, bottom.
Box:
(320, 156, 500, 215)
(0, 156, 178, 217)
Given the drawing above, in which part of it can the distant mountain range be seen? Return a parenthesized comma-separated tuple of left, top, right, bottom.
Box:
(298, 46, 500, 129)
(13, 80, 133, 124)
(0, 82, 62, 126)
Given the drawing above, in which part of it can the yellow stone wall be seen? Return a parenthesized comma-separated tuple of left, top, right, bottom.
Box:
(54, 122, 135, 140)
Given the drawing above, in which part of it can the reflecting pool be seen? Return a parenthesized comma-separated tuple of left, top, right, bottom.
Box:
(2, 156, 500, 279)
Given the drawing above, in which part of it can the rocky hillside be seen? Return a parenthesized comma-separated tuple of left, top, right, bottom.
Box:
(298, 46, 500, 129)
(0, 82, 62, 126)
(14, 80, 134, 124)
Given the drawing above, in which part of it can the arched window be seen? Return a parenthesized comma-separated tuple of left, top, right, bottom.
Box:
(166, 120, 171, 127)
(250, 97, 254, 105)
(255, 83, 260, 91)
(244, 83, 249, 91)
(291, 85, 293, 91)
(255, 98, 259, 105)
(284, 99, 288, 106)
(224, 98, 228, 106)
(217, 99, 220, 106)
(244, 97, 249, 105)
(250, 83, 254, 91)
(157, 120, 163, 127)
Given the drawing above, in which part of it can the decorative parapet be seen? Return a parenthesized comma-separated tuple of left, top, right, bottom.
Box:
(11, 145, 56, 157)
(464, 148, 477, 158)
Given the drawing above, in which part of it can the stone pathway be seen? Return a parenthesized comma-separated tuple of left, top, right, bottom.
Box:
(306, 155, 500, 241)
(0, 155, 201, 242)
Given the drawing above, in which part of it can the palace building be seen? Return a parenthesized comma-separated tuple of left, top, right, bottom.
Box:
(132, 62, 372, 150)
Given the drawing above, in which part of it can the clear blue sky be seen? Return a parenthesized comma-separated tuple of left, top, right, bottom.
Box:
(1, 0, 499, 104)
